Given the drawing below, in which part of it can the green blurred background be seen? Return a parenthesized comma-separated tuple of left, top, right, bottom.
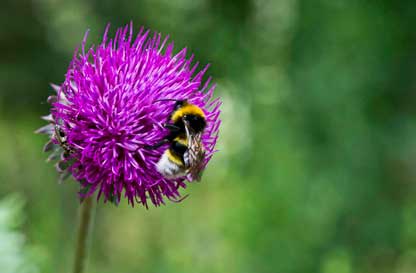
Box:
(1, 0, 416, 272)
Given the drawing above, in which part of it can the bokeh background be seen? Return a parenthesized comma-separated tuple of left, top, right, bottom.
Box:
(1, 0, 416, 273)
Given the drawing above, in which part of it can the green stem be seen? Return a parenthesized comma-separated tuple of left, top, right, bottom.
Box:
(73, 196, 95, 273)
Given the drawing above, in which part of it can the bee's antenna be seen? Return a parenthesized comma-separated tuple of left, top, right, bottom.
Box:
(153, 98, 180, 103)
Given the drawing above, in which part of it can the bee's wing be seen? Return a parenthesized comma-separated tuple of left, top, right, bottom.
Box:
(183, 120, 206, 181)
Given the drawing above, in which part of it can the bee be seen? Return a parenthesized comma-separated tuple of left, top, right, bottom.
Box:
(147, 99, 207, 181)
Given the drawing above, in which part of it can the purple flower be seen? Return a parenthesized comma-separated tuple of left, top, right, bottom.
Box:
(37, 23, 221, 207)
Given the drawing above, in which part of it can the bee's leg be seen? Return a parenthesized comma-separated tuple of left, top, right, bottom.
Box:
(144, 139, 170, 150)
(163, 123, 181, 132)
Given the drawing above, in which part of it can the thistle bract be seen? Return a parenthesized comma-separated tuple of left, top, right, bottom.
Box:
(37, 23, 221, 207)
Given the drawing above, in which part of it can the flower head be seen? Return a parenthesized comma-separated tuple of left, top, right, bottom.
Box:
(37, 23, 221, 207)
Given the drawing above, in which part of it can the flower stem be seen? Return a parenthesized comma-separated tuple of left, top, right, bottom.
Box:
(73, 196, 95, 273)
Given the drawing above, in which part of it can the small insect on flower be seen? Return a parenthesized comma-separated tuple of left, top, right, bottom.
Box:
(147, 99, 207, 181)
(54, 124, 75, 156)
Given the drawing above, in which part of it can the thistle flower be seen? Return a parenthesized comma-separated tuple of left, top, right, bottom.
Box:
(36, 23, 221, 207)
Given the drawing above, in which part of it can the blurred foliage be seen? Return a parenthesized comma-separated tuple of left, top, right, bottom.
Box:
(0, 194, 39, 273)
(1, 0, 416, 273)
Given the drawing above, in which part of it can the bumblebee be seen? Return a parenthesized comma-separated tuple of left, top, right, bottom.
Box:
(148, 99, 207, 181)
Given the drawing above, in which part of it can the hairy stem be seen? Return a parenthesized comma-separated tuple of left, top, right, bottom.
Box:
(73, 196, 95, 273)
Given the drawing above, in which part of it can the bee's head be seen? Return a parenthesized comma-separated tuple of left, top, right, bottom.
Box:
(155, 98, 207, 133)
(183, 113, 206, 133)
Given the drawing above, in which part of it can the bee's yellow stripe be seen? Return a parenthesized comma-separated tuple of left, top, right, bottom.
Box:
(166, 150, 184, 166)
(171, 104, 205, 122)
(174, 136, 188, 146)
